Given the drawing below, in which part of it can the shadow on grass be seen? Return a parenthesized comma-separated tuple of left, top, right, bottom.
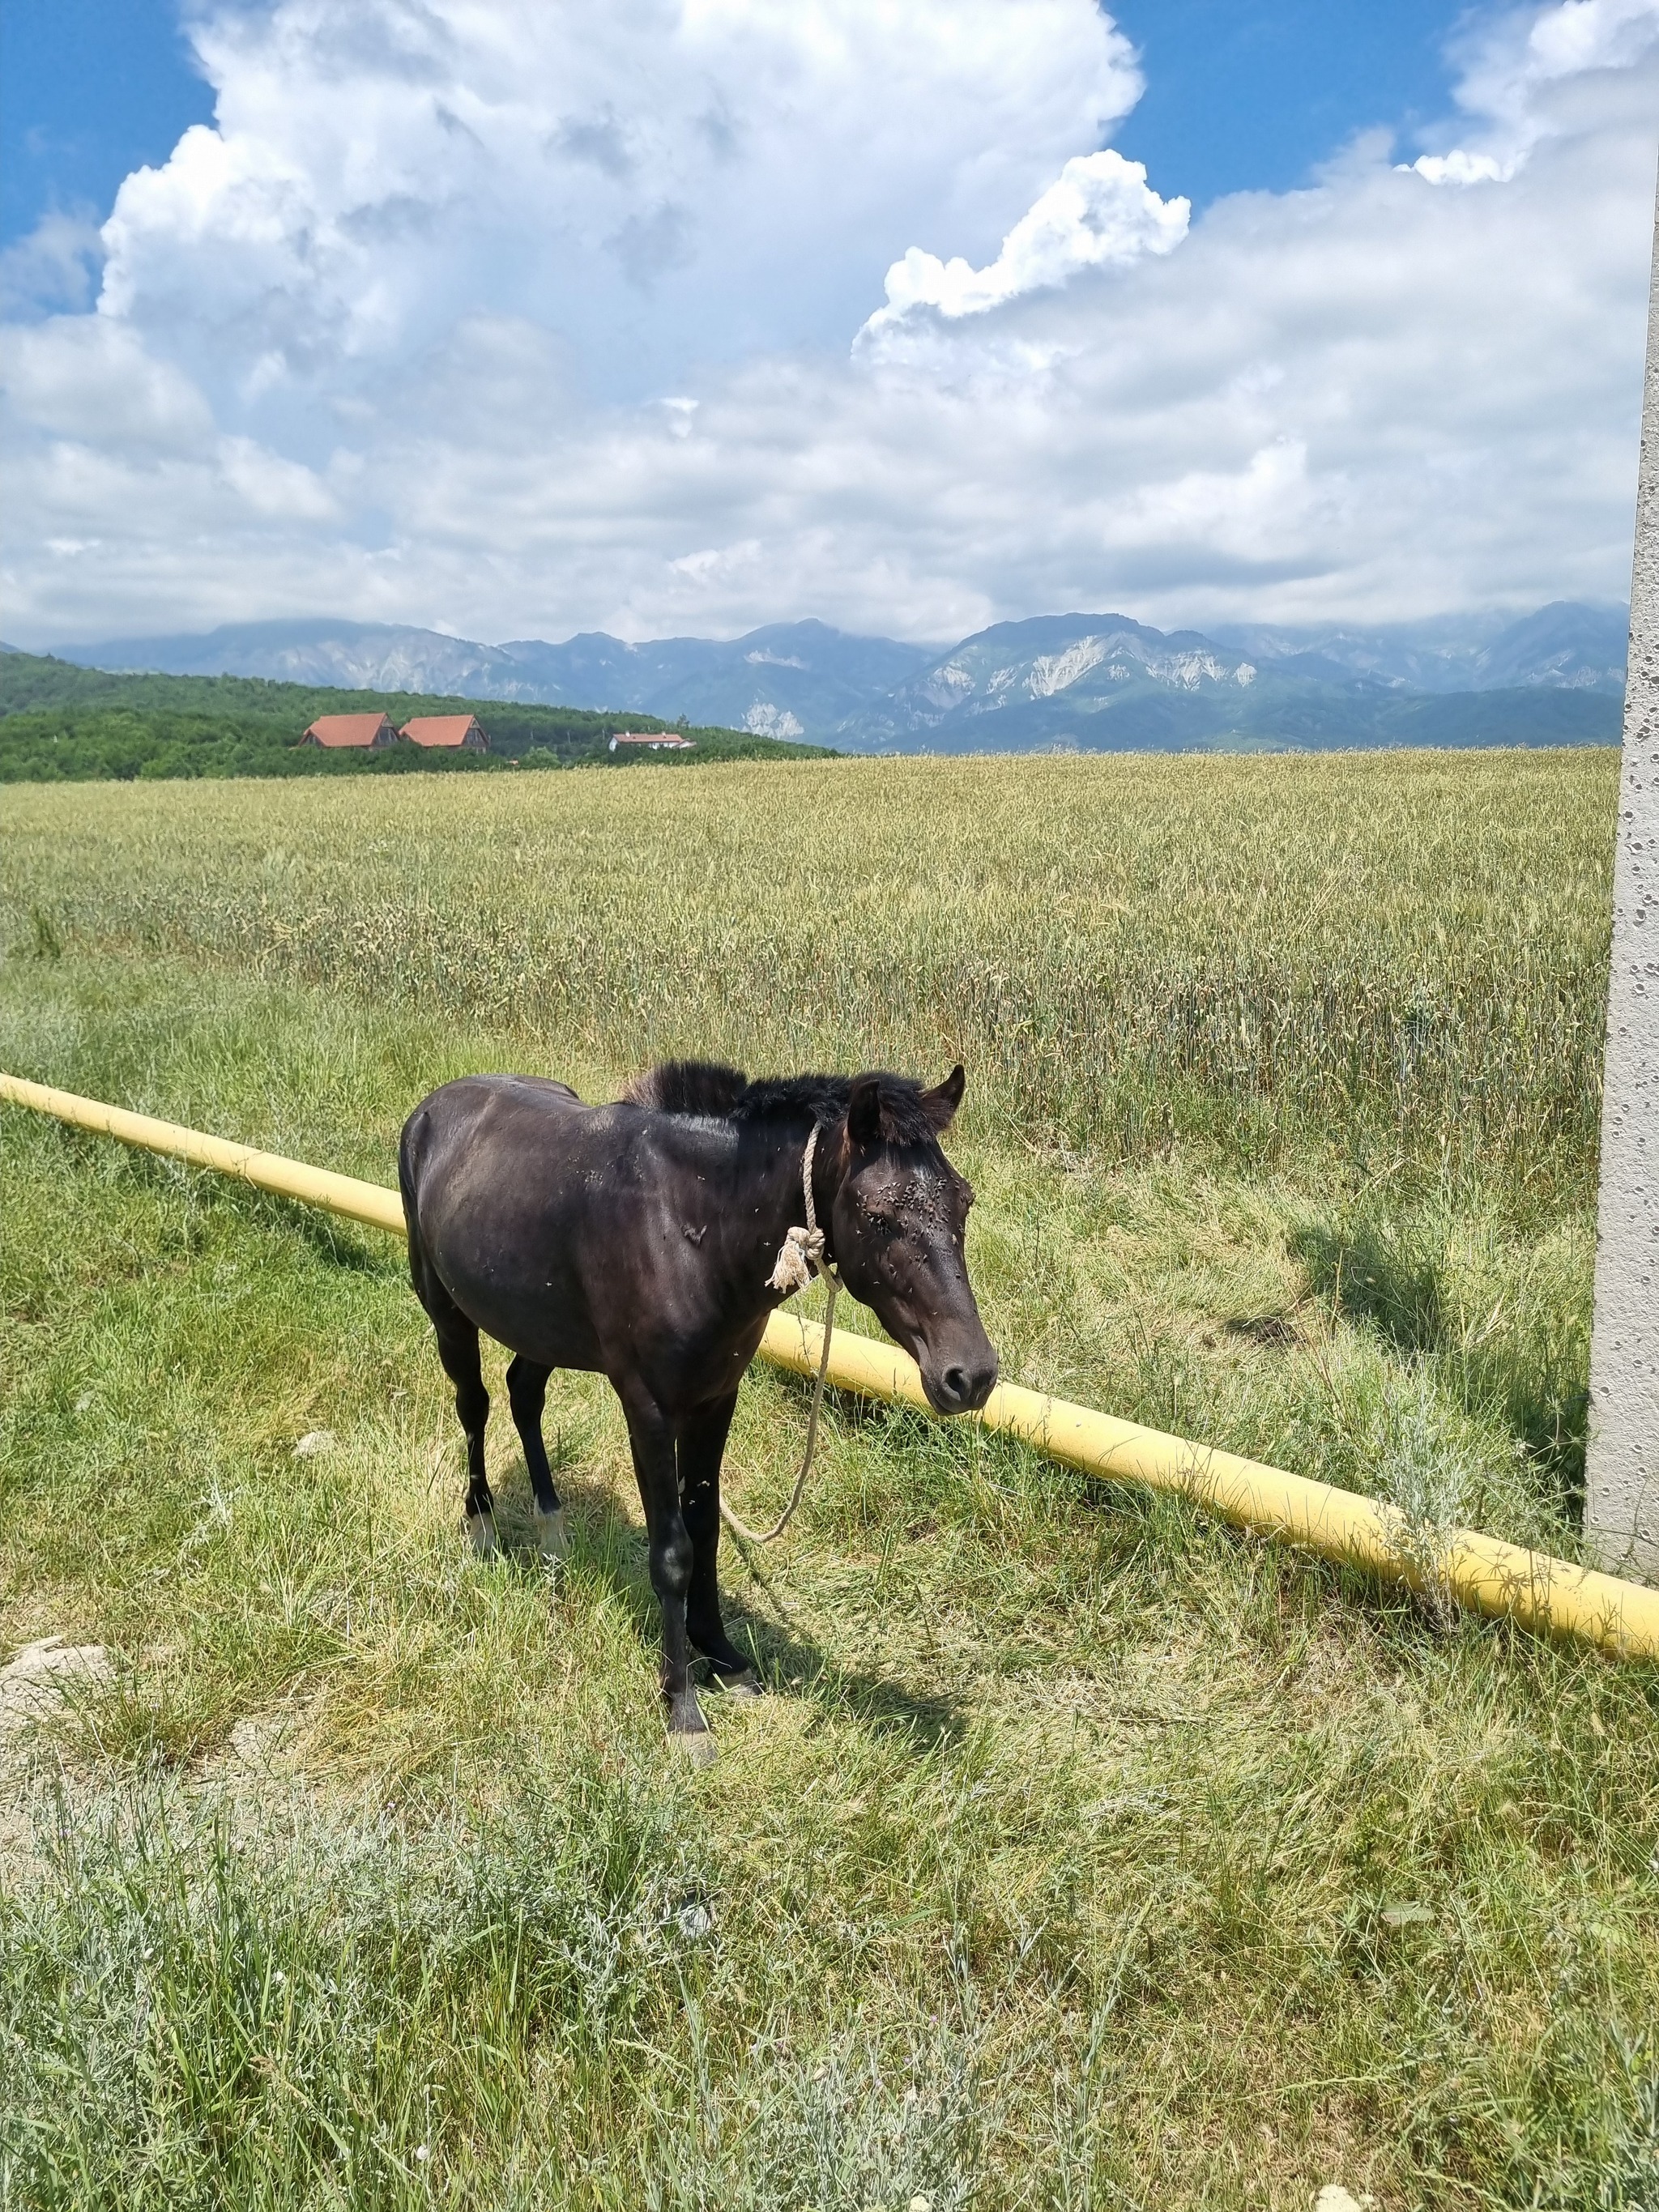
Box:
(484, 1449, 972, 1753)
(1290, 1208, 1588, 1517)
(271, 1196, 401, 1276)
(1290, 1214, 1444, 1355)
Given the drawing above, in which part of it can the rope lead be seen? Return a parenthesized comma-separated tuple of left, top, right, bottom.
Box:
(723, 1122, 840, 1547)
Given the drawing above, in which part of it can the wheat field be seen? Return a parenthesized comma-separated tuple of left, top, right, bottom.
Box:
(0, 747, 1616, 1181)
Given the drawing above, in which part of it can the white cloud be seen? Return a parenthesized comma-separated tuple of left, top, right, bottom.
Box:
(1407, 0, 1659, 181)
(93, 0, 1140, 410)
(1410, 150, 1514, 185)
(217, 434, 338, 519)
(1463, 0, 1659, 113)
(0, 208, 105, 319)
(1, 317, 214, 453)
(0, 0, 1655, 647)
(864, 151, 1188, 339)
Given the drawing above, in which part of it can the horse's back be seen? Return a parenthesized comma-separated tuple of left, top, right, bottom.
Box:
(399, 1074, 745, 1383)
(418, 1073, 583, 1126)
(400, 1075, 591, 1213)
(402, 1076, 629, 1360)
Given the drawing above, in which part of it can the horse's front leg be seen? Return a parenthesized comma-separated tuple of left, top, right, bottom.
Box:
(678, 1392, 760, 1692)
(618, 1382, 712, 1758)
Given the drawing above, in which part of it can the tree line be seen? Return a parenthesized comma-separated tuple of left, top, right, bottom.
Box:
(0, 653, 830, 782)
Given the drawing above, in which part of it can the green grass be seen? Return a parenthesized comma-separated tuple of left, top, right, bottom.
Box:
(0, 752, 1655, 2209)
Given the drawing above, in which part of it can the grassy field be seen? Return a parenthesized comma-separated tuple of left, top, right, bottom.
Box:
(1, 750, 1655, 2210)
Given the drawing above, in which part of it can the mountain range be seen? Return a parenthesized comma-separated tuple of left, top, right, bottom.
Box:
(40, 599, 1627, 753)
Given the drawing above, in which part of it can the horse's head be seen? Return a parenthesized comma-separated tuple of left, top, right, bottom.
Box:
(828, 1065, 999, 1416)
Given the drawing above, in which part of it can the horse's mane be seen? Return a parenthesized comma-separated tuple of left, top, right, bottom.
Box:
(624, 1059, 942, 1144)
(625, 1059, 749, 1117)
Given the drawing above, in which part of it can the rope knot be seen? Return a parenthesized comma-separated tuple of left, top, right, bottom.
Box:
(768, 1222, 825, 1297)
(765, 1119, 833, 1297)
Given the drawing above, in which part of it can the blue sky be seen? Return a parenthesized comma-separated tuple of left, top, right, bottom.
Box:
(1109, 1, 1469, 201)
(1, 0, 1655, 647)
(1, 1, 211, 247)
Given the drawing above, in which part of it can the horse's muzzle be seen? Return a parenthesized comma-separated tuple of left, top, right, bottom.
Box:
(923, 1350, 999, 1416)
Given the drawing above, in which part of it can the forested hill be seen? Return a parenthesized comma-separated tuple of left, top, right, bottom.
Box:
(0, 651, 830, 782)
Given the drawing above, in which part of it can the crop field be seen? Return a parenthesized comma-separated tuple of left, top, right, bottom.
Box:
(1, 748, 1656, 2209)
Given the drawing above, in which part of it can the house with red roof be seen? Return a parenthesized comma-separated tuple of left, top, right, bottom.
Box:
(400, 714, 490, 751)
(301, 712, 396, 748)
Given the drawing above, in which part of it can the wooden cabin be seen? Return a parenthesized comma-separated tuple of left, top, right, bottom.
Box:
(608, 731, 697, 752)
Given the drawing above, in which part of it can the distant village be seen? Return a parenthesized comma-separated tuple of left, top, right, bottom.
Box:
(301, 713, 696, 755)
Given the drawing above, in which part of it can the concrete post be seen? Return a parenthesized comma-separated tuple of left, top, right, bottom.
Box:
(1587, 177, 1659, 1584)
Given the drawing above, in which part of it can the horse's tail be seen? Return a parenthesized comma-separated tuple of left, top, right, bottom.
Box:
(398, 1106, 432, 1306)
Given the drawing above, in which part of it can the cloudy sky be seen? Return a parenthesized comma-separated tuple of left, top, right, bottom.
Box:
(2, 0, 1656, 648)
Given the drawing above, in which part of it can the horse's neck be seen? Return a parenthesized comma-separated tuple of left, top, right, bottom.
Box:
(713, 1115, 821, 1311)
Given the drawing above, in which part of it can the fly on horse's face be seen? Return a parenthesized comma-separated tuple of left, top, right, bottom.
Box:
(828, 1066, 999, 1416)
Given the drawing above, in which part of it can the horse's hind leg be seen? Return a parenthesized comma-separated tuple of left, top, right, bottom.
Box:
(433, 1312, 496, 1554)
(506, 1356, 567, 1557)
(406, 1210, 494, 1553)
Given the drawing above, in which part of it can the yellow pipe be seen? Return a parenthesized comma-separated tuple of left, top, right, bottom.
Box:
(0, 1072, 406, 1235)
(761, 1312, 1659, 1660)
(6, 1070, 1657, 1661)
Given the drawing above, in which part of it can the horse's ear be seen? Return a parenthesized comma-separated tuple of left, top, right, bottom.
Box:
(922, 1064, 966, 1132)
(847, 1076, 883, 1149)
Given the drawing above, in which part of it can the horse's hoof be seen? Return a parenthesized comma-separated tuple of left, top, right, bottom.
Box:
(465, 1511, 498, 1558)
(711, 1668, 763, 1698)
(535, 1507, 569, 1559)
(672, 1728, 719, 1767)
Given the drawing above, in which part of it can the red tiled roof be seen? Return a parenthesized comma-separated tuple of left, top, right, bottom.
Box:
(303, 713, 394, 748)
(401, 714, 487, 748)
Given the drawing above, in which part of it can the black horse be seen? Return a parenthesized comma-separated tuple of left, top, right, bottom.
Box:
(399, 1059, 997, 1753)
